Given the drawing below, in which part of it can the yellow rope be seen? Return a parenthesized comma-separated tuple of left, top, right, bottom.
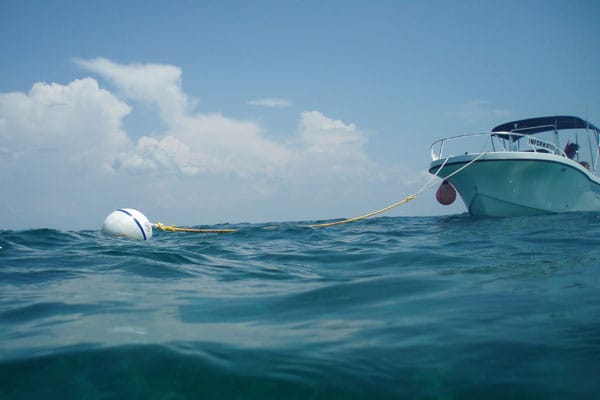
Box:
(154, 222, 237, 234)
(309, 152, 485, 228)
(309, 194, 416, 228)
(154, 153, 486, 232)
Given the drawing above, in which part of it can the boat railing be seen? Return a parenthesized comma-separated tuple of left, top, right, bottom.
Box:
(430, 132, 565, 160)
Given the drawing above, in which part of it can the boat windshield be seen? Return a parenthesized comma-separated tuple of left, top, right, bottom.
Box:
(492, 116, 600, 170)
(431, 115, 600, 172)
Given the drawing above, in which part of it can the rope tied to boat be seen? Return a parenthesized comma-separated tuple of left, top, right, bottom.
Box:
(308, 194, 417, 228)
(309, 152, 486, 228)
(152, 152, 486, 232)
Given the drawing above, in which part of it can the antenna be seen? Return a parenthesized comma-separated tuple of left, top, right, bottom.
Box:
(585, 54, 590, 123)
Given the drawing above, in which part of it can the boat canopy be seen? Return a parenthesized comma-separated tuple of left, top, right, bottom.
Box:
(492, 116, 600, 135)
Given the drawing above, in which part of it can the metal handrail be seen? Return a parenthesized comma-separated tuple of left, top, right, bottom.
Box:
(430, 132, 565, 160)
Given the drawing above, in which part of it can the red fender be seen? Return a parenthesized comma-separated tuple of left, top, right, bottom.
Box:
(436, 181, 456, 205)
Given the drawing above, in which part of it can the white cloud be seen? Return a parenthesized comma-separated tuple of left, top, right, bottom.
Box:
(248, 98, 292, 108)
(75, 57, 190, 124)
(300, 110, 367, 154)
(116, 114, 291, 177)
(0, 77, 131, 170)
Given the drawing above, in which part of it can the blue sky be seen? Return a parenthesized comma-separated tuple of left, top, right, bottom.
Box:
(1, 0, 599, 230)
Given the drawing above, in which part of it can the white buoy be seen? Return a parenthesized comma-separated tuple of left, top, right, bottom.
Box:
(101, 208, 153, 240)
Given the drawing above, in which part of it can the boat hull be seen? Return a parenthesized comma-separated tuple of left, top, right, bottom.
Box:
(429, 152, 600, 216)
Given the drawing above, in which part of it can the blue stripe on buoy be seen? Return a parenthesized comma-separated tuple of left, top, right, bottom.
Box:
(117, 209, 147, 240)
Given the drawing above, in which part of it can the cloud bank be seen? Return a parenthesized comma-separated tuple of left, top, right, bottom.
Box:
(0, 58, 422, 229)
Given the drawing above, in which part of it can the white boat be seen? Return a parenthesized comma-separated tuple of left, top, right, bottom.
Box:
(429, 116, 600, 216)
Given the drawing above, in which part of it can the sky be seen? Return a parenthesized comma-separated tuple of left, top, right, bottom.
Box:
(1, 0, 599, 230)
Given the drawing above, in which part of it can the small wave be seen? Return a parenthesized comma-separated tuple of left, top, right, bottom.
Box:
(1, 215, 599, 399)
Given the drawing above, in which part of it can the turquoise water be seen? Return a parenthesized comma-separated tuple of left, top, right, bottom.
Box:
(1, 214, 599, 399)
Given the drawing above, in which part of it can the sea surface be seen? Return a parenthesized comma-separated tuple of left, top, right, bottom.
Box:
(1, 213, 599, 399)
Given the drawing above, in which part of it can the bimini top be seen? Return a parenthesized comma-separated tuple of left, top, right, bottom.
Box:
(492, 115, 600, 135)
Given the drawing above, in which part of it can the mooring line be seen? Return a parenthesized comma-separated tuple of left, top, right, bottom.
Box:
(308, 156, 453, 228)
(153, 222, 238, 234)
(309, 152, 485, 228)
(153, 153, 485, 232)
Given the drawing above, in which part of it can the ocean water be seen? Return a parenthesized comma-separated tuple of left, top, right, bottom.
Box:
(1, 213, 599, 399)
